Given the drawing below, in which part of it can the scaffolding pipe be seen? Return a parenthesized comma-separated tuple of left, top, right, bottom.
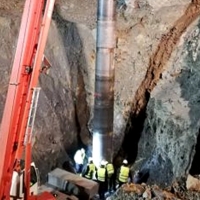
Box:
(92, 0, 116, 166)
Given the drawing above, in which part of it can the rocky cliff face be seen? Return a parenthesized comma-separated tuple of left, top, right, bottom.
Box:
(120, 0, 200, 187)
(1, 0, 200, 187)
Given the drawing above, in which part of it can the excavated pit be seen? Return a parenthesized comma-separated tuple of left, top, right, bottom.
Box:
(1, 0, 200, 198)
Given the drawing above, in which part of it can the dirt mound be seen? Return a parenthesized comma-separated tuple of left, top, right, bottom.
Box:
(108, 175, 200, 200)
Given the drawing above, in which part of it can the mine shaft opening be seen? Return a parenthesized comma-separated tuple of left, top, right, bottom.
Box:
(189, 130, 200, 175)
(116, 90, 150, 165)
(114, 114, 145, 168)
(121, 109, 146, 163)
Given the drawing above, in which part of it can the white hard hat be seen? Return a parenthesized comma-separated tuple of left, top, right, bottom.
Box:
(81, 148, 85, 153)
(88, 157, 93, 162)
(123, 159, 128, 164)
(104, 160, 108, 165)
(101, 160, 106, 166)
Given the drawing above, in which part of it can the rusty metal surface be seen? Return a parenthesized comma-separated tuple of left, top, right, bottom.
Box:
(54, 191, 78, 200)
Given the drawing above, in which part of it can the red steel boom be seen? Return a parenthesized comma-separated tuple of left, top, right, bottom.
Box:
(0, 0, 55, 199)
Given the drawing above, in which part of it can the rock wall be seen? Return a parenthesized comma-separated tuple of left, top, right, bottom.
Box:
(135, 20, 200, 186)
(121, 0, 200, 186)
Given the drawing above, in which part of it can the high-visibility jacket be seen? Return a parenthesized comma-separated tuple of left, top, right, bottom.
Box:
(106, 163, 114, 177)
(97, 167, 106, 182)
(119, 165, 130, 183)
(85, 163, 96, 179)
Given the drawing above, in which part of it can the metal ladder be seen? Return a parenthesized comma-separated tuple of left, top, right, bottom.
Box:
(24, 87, 41, 145)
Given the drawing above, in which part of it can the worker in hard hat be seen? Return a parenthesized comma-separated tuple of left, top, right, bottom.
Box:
(105, 160, 115, 193)
(96, 160, 108, 200)
(118, 159, 132, 188)
(82, 157, 97, 180)
(73, 148, 85, 174)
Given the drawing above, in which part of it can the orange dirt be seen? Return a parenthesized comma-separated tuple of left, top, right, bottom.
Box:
(132, 0, 200, 116)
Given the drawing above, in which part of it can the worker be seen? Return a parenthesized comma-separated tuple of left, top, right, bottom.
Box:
(105, 160, 115, 193)
(82, 157, 97, 180)
(96, 160, 108, 200)
(74, 148, 85, 174)
(118, 159, 132, 188)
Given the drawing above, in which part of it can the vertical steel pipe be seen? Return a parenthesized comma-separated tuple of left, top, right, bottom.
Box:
(92, 0, 116, 166)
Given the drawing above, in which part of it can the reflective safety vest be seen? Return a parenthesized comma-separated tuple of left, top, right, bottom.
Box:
(119, 166, 129, 183)
(85, 163, 96, 179)
(106, 163, 114, 177)
(97, 167, 106, 182)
